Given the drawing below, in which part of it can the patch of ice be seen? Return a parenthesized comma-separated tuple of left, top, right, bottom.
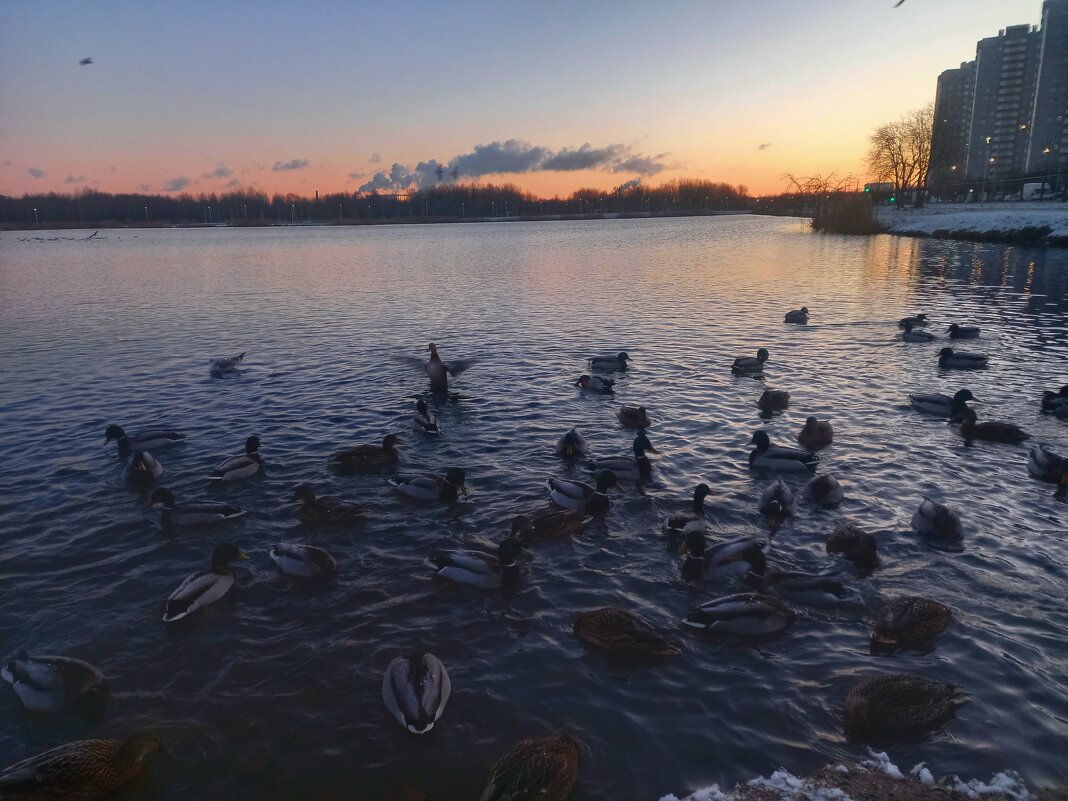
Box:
(862, 750, 904, 779)
(951, 770, 1032, 800)
(834, 764, 850, 774)
(910, 763, 935, 786)
(659, 786, 731, 801)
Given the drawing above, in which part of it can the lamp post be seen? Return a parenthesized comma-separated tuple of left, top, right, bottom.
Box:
(33, 207, 38, 225)
(949, 165, 957, 202)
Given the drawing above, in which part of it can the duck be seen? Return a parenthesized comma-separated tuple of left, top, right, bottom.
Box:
(732, 348, 769, 374)
(424, 538, 524, 589)
(382, 652, 451, 735)
(480, 734, 580, 801)
(871, 597, 952, 650)
(680, 531, 767, 581)
(207, 436, 262, 481)
(293, 485, 368, 524)
(826, 522, 879, 569)
(125, 451, 163, 488)
(959, 407, 1028, 444)
(749, 430, 819, 472)
(556, 427, 589, 458)
(0, 733, 166, 801)
(585, 432, 657, 482)
(412, 399, 441, 434)
(682, 592, 794, 635)
(757, 390, 790, 411)
(911, 497, 964, 550)
(946, 324, 980, 339)
(797, 416, 833, 450)
(784, 306, 809, 324)
(909, 388, 976, 419)
(1027, 444, 1067, 484)
(2, 654, 107, 715)
(574, 374, 615, 393)
(899, 313, 928, 328)
(762, 572, 861, 606)
(589, 351, 630, 372)
(805, 473, 844, 507)
(1041, 385, 1068, 414)
(209, 351, 245, 374)
(389, 468, 467, 502)
(421, 342, 475, 390)
(938, 347, 987, 369)
(547, 470, 620, 514)
(162, 543, 249, 623)
(844, 673, 964, 742)
(573, 607, 680, 656)
(268, 543, 337, 578)
(510, 510, 589, 541)
(104, 425, 184, 457)
(332, 434, 400, 470)
(146, 488, 245, 528)
(758, 479, 797, 527)
(663, 483, 712, 536)
(901, 322, 936, 342)
(617, 404, 651, 427)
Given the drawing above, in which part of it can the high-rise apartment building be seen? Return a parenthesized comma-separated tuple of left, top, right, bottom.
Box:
(1026, 0, 1068, 175)
(929, 62, 975, 190)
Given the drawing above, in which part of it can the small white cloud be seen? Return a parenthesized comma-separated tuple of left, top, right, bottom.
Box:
(27, 167, 46, 178)
(163, 176, 191, 192)
(273, 158, 309, 171)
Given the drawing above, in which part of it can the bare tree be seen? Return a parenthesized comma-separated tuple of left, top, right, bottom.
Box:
(865, 103, 934, 207)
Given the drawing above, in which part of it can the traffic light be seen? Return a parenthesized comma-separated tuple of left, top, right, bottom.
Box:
(889, 195, 896, 204)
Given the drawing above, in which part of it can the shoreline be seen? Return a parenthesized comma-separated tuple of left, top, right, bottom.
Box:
(874, 202, 1068, 247)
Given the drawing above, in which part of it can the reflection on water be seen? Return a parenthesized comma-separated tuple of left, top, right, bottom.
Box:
(0, 218, 1066, 800)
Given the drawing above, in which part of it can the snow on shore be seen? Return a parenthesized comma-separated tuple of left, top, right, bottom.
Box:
(876, 202, 1068, 241)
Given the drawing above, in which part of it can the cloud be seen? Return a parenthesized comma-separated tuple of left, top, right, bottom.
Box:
(369, 152, 381, 164)
(27, 167, 46, 178)
(347, 171, 365, 182)
(64, 174, 87, 184)
(273, 158, 309, 171)
(163, 176, 191, 192)
(358, 139, 670, 193)
(201, 164, 233, 179)
(138, 183, 151, 192)
(758, 142, 772, 151)
(225, 178, 239, 188)
(615, 178, 641, 192)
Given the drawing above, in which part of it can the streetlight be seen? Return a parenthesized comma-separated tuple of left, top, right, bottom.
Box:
(207, 204, 212, 224)
(144, 205, 148, 221)
(33, 207, 38, 225)
(461, 202, 465, 219)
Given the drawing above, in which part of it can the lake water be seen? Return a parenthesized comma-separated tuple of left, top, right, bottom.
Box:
(1, 217, 1066, 800)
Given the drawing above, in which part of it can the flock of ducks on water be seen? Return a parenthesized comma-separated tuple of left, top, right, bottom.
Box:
(2, 324, 1066, 800)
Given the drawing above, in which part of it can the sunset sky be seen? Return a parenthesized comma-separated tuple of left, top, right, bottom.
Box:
(0, 0, 1036, 199)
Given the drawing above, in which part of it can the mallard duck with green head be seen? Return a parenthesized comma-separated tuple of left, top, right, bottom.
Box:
(163, 544, 249, 623)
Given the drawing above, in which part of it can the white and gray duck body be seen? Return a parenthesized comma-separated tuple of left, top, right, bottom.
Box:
(911, 497, 964, 551)
(749, 430, 819, 472)
(758, 479, 797, 527)
(909, 388, 976, 419)
(424, 538, 525, 589)
(147, 487, 245, 528)
(761, 571, 862, 606)
(389, 468, 467, 502)
(104, 424, 184, 457)
(382, 652, 451, 734)
(901, 322, 936, 342)
(555, 427, 589, 458)
(210, 351, 246, 374)
(269, 543, 337, 578)
(547, 469, 620, 514)
(805, 473, 844, 507)
(680, 531, 767, 582)
(588, 351, 630, 372)
(163, 543, 249, 623)
(412, 398, 441, 434)
(126, 451, 164, 488)
(207, 436, 263, 481)
(682, 592, 794, 635)
(938, 347, 988, 369)
(585, 432, 656, 482)
(574, 374, 615, 393)
(663, 483, 712, 537)
(2, 653, 107, 715)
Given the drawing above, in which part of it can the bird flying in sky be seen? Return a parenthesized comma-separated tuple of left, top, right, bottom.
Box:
(79, 57, 94, 65)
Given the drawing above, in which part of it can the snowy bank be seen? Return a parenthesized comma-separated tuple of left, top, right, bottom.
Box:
(876, 203, 1068, 246)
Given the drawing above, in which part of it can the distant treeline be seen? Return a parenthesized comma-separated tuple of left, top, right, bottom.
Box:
(0, 179, 752, 227)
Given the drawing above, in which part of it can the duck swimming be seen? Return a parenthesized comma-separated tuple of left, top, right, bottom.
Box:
(1028, 444, 1067, 484)
(573, 607, 680, 656)
(207, 436, 262, 481)
(147, 488, 245, 528)
(901, 322, 936, 342)
(844, 673, 964, 742)
(104, 425, 184, 456)
(269, 543, 337, 578)
(480, 734, 580, 801)
(420, 342, 475, 390)
(332, 434, 400, 470)
(293, 485, 367, 524)
(732, 348, 769, 374)
(682, 592, 794, 635)
(589, 352, 630, 372)
(938, 348, 987, 369)
(797, 416, 833, 450)
(871, 596, 952, 650)
(0, 733, 166, 801)
(574, 374, 615, 393)
(680, 531, 767, 581)
(382, 652, 451, 734)
(209, 351, 245, 374)
(556, 427, 589, 458)
(946, 324, 980, 339)
(162, 543, 249, 623)
(126, 451, 163, 488)
(826, 521, 879, 569)
(758, 479, 797, 527)
(909, 388, 976, 419)
(757, 390, 790, 411)
(784, 306, 809, 324)
(749, 430, 819, 472)
(617, 404, 651, 427)
(2, 654, 107, 715)
(412, 399, 441, 434)
(424, 538, 524, 589)
(911, 497, 964, 550)
(663, 483, 712, 536)
(389, 468, 467, 502)
(762, 572, 861, 606)
(959, 407, 1028, 444)
(899, 313, 928, 328)
(1041, 385, 1068, 414)
(547, 470, 620, 514)
(805, 473, 844, 507)
(511, 510, 589, 541)
(585, 432, 657, 482)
